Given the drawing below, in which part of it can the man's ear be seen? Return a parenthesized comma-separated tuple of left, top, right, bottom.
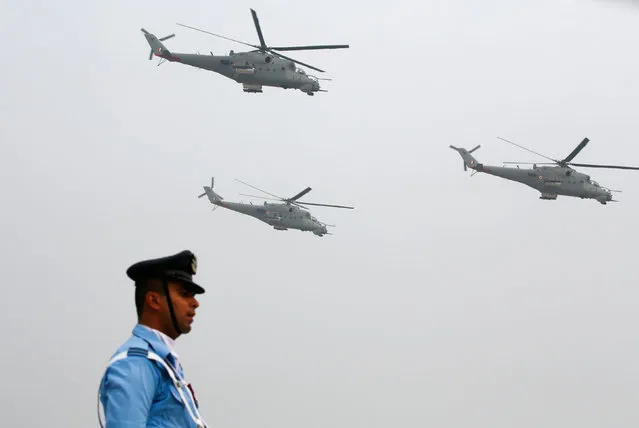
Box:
(146, 290, 164, 311)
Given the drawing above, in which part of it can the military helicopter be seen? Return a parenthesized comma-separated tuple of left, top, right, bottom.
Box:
(450, 136, 639, 204)
(141, 9, 349, 96)
(197, 178, 354, 236)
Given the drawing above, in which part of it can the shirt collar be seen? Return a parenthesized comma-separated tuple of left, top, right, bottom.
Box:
(132, 323, 179, 361)
(153, 328, 180, 360)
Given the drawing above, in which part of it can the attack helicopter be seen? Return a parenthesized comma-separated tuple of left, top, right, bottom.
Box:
(141, 9, 349, 96)
(450, 136, 639, 205)
(197, 178, 354, 236)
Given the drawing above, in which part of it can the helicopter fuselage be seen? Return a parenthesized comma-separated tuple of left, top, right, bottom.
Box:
(155, 49, 321, 95)
(475, 164, 613, 202)
(213, 200, 328, 235)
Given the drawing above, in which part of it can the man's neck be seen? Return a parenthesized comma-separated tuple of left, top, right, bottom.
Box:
(138, 315, 179, 340)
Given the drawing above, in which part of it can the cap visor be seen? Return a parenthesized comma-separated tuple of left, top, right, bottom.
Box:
(180, 279, 205, 294)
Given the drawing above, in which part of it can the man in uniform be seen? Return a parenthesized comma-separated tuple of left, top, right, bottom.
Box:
(98, 250, 208, 428)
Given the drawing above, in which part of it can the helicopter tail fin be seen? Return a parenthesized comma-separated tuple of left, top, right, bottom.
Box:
(449, 145, 481, 171)
(197, 177, 224, 204)
(141, 28, 175, 60)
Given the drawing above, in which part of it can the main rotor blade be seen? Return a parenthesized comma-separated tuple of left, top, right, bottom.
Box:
(176, 23, 260, 49)
(270, 44, 350, 51)
(295, 201, 354, 209)
(250, 9, 267, 50)
(562, 137, 590, 163)
(289, 201, 309, 209)
(568, 162, 639, 170)
(268, 49, 324, 73)
(497, 137, 558, 163)
(287, 187, 312, 201)
(502, 161, 555, 165)
(234, 179, 284, 200)
(241, 193, 308, 208)
(238, 193, 282, 202)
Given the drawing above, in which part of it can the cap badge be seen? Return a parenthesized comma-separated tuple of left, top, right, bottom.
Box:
(191, 255, 198, 274)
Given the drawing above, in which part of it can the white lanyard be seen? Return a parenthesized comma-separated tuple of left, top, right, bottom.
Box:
(98, 348, 208, 428)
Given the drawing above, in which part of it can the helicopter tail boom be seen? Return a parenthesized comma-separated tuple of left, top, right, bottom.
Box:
(450, 145, 481, 171)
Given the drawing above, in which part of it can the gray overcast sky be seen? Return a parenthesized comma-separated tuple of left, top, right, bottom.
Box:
(1, 0, 638, 427)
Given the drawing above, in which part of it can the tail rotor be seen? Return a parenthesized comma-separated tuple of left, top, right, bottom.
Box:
(141, 28, 175, 60)
(450, 144, 481, 172)
(198, 177, 215, 198)
(198, 177, 224, 210)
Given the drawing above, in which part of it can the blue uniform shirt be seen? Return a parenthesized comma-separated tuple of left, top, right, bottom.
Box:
(98, 324, 206, 428)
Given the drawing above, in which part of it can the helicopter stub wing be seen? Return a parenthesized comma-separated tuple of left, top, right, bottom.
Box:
(242, 83, 263, 93)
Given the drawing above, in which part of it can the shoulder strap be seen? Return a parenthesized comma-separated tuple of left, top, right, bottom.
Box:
(98, 347, 207, 428)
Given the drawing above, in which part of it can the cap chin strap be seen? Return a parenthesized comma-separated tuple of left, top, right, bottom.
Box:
(163, 277, 182, 337)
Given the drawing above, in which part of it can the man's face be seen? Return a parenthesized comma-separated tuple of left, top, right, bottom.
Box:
(164, 281, 200, 335)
